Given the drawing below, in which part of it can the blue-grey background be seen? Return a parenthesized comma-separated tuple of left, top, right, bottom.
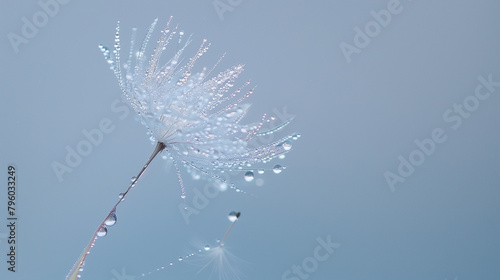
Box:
(1, 0, 500, 279)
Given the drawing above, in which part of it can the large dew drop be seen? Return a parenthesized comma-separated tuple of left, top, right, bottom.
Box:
(228, 211, 241, 222)
(105, 212, 117, 226)
(97, 226, 107, 238)
(244, 171, 254, 182)
(273, 164, 283, 174)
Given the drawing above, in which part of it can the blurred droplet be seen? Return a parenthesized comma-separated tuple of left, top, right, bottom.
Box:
(204, 245, 210, 251)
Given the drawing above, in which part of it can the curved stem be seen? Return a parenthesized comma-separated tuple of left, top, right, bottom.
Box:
(66, 142, 166, 280)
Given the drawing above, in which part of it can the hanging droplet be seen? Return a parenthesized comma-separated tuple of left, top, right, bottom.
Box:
(257, 169, 265, 174)
(97, 226, 107, 237)
(228, 211, 240, 222)
(282, 141, 292, 151)
(256, 178, 264, 187)
(273, 164, 283, 174)
(105, 212, 117, 226)
(118, 193, 125, 201)
(244, 171, 254, 182)
(178, 257, 183, 261)
(204, 245, 210, 251)
(131, 176, 137, 187)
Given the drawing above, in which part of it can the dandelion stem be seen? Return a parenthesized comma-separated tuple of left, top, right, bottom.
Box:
(220, 222, 235, 248)
(66, 142, 166, 280)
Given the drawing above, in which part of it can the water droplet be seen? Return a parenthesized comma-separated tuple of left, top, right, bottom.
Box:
(105, 212, 117, 226)
(131, 176, 137, 187)
(170, 262, 173, 266)
(97, 226, 107, 237)
(204, 245, 210, 251)
(118, 193, 125, 201)
(273, 164, 283, 174)
(181, 195, 186, 199)
(228, 211, 240, 222)
(178, 257, 183, 261)
(282, 141, 292, 151)
(244, 171, 254, 182)
(292, 134, 301, 140)
(257, 169, 265, 174)
(279, 154, 286, 159)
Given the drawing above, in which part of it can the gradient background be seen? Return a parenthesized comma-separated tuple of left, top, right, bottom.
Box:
(1, 1, 500, 279)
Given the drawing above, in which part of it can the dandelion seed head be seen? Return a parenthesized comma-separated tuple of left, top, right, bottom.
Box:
(101, 18, 298, 182)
